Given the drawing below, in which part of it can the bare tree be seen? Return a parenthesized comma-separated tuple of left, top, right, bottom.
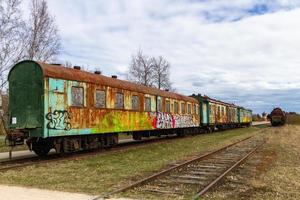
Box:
(151, 56, 172, 90)
(128, 49, 153, 87)
(25, 0, 61, 62)
(128, 49, 173, 90)
(0, 0, 26, 89)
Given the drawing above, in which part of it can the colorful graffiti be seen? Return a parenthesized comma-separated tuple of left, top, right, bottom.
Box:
(155, 112, 174, 129)
(46, 110, 72, 130)
(174, 115, 197, 128)
(150, 112, 197, 129)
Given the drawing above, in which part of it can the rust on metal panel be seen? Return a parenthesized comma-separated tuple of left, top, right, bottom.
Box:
(37, 62, 197, 103)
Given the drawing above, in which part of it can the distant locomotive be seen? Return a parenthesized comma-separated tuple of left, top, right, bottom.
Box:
(7, 60, 252, 156)
(268, 107, 286, 126)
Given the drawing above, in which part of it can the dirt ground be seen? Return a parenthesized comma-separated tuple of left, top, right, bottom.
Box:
(204, 125, 300, 200)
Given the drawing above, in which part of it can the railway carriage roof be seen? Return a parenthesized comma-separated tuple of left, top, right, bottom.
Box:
(202, 96, 252, 112)
(26, 61, 197, 103)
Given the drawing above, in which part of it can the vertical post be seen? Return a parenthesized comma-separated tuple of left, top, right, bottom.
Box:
(9, 146, 12, 160)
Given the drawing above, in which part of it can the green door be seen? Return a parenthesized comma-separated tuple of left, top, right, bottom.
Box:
(8, 61, 44, 132)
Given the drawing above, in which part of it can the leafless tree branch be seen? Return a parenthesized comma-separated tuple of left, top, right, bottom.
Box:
(128, 49, 154, 87)
(128, 49, 172, 90)
(24, 0, 61, 62)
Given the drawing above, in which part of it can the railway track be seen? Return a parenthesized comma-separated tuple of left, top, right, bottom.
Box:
(103, 136, 265, 200)
(0, 126, 264, 174)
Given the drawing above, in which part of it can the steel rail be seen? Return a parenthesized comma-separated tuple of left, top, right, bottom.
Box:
(99, 136, 253, 199)
(193, 140, 265, 199)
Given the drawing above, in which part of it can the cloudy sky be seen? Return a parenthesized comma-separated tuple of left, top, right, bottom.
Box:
(24, 0, 300, 114)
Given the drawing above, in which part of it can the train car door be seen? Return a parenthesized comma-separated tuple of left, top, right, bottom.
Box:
(46, 78, 67, 136)
(202, 102, 208, 125)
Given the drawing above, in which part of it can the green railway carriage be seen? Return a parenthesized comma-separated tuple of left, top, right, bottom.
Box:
(192, 94, 252, 130)
(8, 60, 200, 156)
(238, 108, 252, 125)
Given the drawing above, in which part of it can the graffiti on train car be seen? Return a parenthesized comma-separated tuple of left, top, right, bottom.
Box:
(46, 108, 199, 136)
(150, 112, 197, 129)
(155, 112, 174, 129)
(46, 110, 72, 130)
(174, 115, 197, 128)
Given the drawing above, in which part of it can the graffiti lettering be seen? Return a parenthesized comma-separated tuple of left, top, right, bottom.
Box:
(149, 112, 197, 129)
(46, 110, 71, 130)
(174, 115, 197, 128)
(156, 112, 174, 129)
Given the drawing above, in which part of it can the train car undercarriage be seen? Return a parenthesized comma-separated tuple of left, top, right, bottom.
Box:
(6, 122, 251, 157)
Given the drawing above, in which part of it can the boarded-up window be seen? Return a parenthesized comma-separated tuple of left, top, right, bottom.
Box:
(115, 92, 124, 109)
(132, 95, 139, 110)
(95, 90, 106, 108)
(157, 98, 162, 111)
(187, 104, 191, 114)
(145, 97, 151, 112)
(166, 100, 171, 113)
(181, 102, 185, 114)
(174, 102, 179, 114)
(71, 86, 84, 106)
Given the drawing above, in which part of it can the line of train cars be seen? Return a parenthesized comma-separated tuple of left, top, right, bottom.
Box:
(7, 60, 252, 156)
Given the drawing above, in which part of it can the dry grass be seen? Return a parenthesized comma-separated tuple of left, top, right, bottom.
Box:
(205, 125, 300, 200)
(286, 114, 300, 125)
(0, 136, 27, 152)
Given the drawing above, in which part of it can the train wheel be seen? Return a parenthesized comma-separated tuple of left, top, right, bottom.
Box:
(32, 138, 52, 157)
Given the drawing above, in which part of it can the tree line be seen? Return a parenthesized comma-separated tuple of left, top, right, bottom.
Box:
(0, 0, 172, 92)
(0, 0, 60, 89)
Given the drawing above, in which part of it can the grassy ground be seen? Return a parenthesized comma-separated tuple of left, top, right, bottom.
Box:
(204, 124, 300, 200)
(286, 114, 300, 125)
(0, 136, 27, 153)
(0, 127, 261, 196)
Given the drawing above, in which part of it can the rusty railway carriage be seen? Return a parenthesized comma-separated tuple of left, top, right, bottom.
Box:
(7, 60, 252, 156)
(268, 107, 286, 126)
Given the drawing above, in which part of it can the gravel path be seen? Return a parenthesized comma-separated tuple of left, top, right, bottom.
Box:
(0, 185, 96, 200)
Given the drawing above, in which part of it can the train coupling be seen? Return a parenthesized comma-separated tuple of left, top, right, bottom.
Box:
(5, 131, 26, 147)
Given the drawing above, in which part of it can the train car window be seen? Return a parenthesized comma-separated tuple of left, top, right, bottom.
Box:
(181, 102, 185, 114)
(221, 107, 224, 115)
(71, 86, 84, 107)
(145, 97, 151, 112)
(194, 104, 197, 114)
(187, 104, 191, 114)
(174, 102, 179, 114)
(115, 92, 124, 109)
(157, 98, 162, 111)
(166, 100, 171, 113)
(132, 95, 139, 110)
(95, 90, 106, 108)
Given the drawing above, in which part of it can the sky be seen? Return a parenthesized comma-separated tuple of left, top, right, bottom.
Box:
(23, 0, 300, 114)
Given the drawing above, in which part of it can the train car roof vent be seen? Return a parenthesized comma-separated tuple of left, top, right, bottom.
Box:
(73, 66, 81, 70)
(111, 75, 117, 79)
(94, 70, 101, 75)
(51, 63, 61, 66)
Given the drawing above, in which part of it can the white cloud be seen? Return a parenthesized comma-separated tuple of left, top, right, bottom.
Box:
(22, 0, 300, 113)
